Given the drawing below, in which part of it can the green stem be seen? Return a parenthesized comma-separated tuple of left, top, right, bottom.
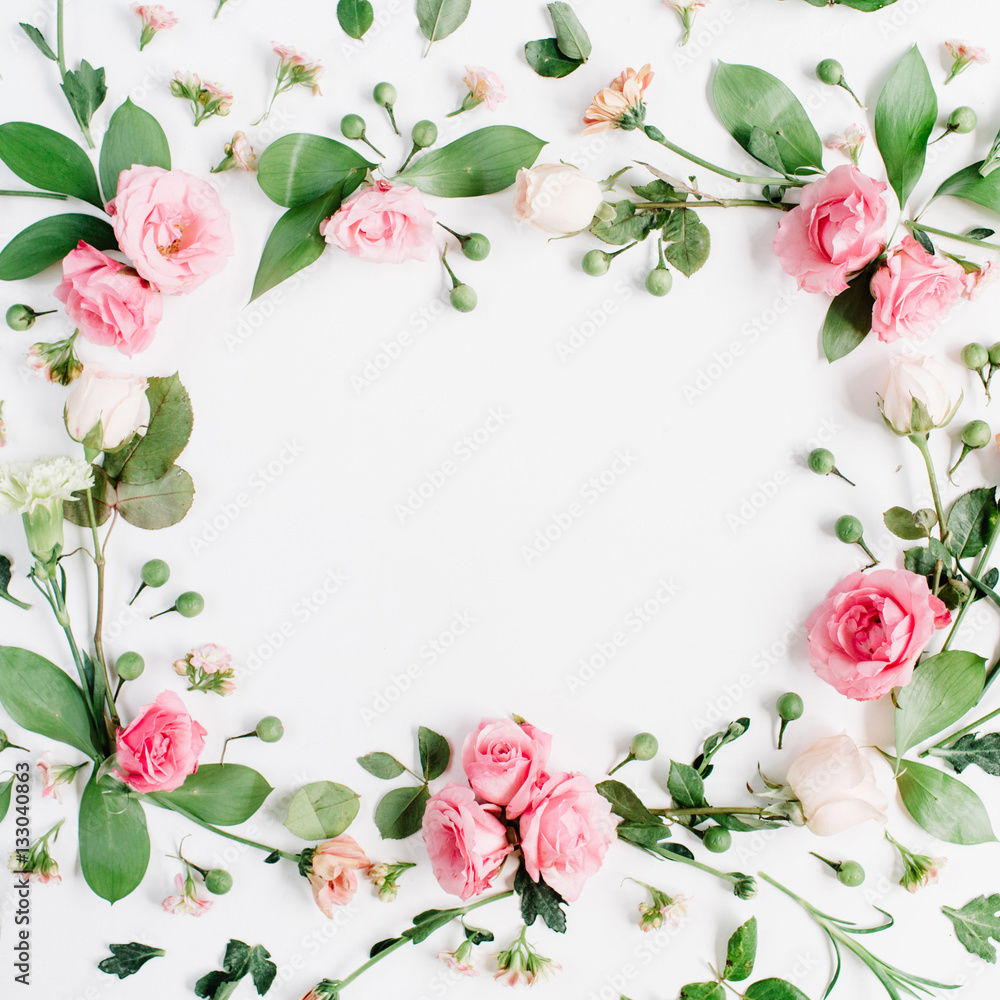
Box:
(908, 434, 948, 546)
(922, 704, 1000, 756)
(940, 511, 1000, 654)
(907, 221, 1000, 252)
(56, 0, 67, 76)
(0, 190, 69, 200)
(634, 199, 792, 211)
(86, 493, 118, 729)
(608, 752, 635, 776)
(650, 805, 779, 819)
(397, 143, 419, 173)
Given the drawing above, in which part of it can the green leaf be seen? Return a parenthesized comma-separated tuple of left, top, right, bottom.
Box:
(370, 937, 404, 957)
(98, 99, 170, 204)
(835, 0, 898, 7)
(596, 779, 657, 823)
(903, 537, 950, 578)
(0, 776, 12, 824)
(63, 465, 112, 528)
(79, 775, 150, 902)
(591, 200, 655, 245)
(114, 466, 195, 530)
(933, 162, 1000, 215)
(196, 940, 254, 999)
(822, 266, 875, 362)
(895, 651, 985, 756)
(874, 46, 937, 207)
(946, 488, 998, 560)
(514, 861, 567, 933)
(416, 0, 471, 47)
(0, 123, 102, 206)
(929, 733, 1000, 776)
(524, 38, 583, 78)
(663, 209, 711, 276)
(374, 785, 430, 839)
(248, 945, 277, 996)
(257, 134, 372, 208)
(18, 23, 57, 61)
(98, 943, 166, 980)
(0, 555, 30, 610)
(547, 2, 591, 61)
(747, 126, 785, 173)
(680, 984, 725, 1000)
(403, 907, 464, 943)
(895, 757, 997, 844)
(942, 894, 1000, 963)
(357, 752, 406, 779)
(418, 726, 450, 781)
(61, 61, 107, 137)
(616, 821, 671, 848)
(724, 918, 757, 982)
(632, 179, 682, 203)
(883, 506, 929, 540)
(693, 718, 750, 777)
(712, 62, 823, 176)
(398, 126, 546, 197)
(0, 647, 97, 757)
(337, 0, 374, 38)
(667, 761, 707, 809)
(283, 781, 359, 839)
(156, 765, 272, 826)
(0, 213, 117, 280)
(744, 980, 811, 1000)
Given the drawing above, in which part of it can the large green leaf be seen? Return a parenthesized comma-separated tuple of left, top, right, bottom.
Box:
(416, 0, 471, 47)
(374, 785, 430, 839)
(0, 647, 97, 757)
(933, 162, 1000, 214)
(154, 765, 272, 826)
(0, 122, 102, 206)
(98, 99, 170, 204)
(398, 126, 546, 197)
(874, 46, 937, 208)
(822, 266, 875, 362)
(79, 776, 150, 903)
(895, 757, 996, 844)
(712, 63, 823, 177)
(114, 466, 195, 530)
(337, 0, 374, 38)
(0, 213, 116, 280)
(418, 726, 450, 781)
(667, 761, 707, 809)
(946, 487, 998, 560)
(942, 895, 1000, 963)
(547, 3, 590, 61)
(724, 918, 757, 982)
(257, 134, 372, 208)
(895, 651, 985, 756)
(524, 38, 583, 78)
(284, 781, 360, 840)
(744, 981, 810, 1000)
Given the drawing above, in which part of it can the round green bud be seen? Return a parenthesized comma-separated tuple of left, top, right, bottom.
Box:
(645, 267, 673, 297)
(582, 250, 610, 276)
(115, 652, 145, 681)
(411, 119, 438, 148)
(948, 106, 978, 134)
(837, 860, 865, 887)
(175, 591, 205, 618)
(140, 558, 170, 588)
(373, 82, 397, 107)
(962, 419, 991, 449)
(205, 869, 233, 895)
(461, 233, 491, 261)
(6, 304, 37, 331)
(807, 448, 836, 476)
(255, 716, 284, 743)
(816, 59, 844, 86)
(962, 342, 989, 371)
(703, 826, 732, 854)
(989, 342, 1000, 367)
(835, 514, 863, 544)
(734, 876, 757, 900)
(340, 114, 366, 140)
(776, 692, 804, 722)
(629, 732, 658, 761)
(449, 284, 478, 312)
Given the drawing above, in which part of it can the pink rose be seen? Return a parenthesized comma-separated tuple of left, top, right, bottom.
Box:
(422, 783, 512, 900)
(306, 835, 371, 917)
(518, 772, 617, 903)
(108, 166, 233, 294)
(54, 242, 163, 356)
(115, 691, 207, 793)
(773, 165, 887, 295)
(462, 718, 552, 818)
(806, 569, 950, 701)
(320, 180, 436, 264)
(870, 236, 966, 343)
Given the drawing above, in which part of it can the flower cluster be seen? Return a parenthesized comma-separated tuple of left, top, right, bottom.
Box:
(169, 72, 234, 125)
(173, 643, 237, 695)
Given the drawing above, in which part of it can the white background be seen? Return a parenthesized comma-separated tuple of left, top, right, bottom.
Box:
(2, 0, 1000, 998)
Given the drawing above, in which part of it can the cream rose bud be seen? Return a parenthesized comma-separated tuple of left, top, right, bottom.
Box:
(879, 356, 958, 436)
(513, 164, 603, 235)
(64, 365, 150, 451)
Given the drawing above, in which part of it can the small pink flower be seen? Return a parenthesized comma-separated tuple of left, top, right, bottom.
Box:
(36, 754, 84, 803)
(825, 124, 867, 165)
(306, 835, 371, 917)
(162, 872, 213, 915)
(214, 132, 257, 174)
(945, 40, 990, 83)
(452, 67, 505, 115)
(438, 941, 479, 977)
(664, 1, 708, 45)
(133, 4, 177, 49)
(189, 643, 231, 673)
(963, 260, 997, 300)
(271, 42, 324, 95)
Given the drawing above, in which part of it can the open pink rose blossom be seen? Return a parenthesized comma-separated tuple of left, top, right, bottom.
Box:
(462, 717, 552, 818)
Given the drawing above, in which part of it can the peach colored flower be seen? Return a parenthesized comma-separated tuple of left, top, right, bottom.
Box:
(306, 835, 371, 917)
(582, 64, 654, 135)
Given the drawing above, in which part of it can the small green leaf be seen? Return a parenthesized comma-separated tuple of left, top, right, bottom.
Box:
(357, 752, 406, 779)
(374, 785, 430, 839)
(822, 266, 875, 362)
(257, 134, 372, 208)
(667, 761, 706, 810)
(903, 537, 950, 578)
(679, 984, 725, 1000)
(98, 99, 170, 204)
(0, 214, 117, 281)
(370, 937, 403, 957)
(514, 861, 567, 933)
(929, 733, 1000, 776)
(63, 465, 112, 529)
(591, 200, 655, 245)
(895, 757, 997, 844)
(595, 779, 658, 823)
(747, 126, 784, 173)
(18, 23, 57, 61)
(156, 765, 272, 826)
(418, 726, 450, 781)
(946, 487, 998, 560)
(883, 506, 929, 540)
(283, 781, 359, 840)
(79, 775, 150, 903)
(744, 980, 810, 1000)
(524, 38, 584, 78)
(942, 894, 1000, 963)
(61, 61, 107, 137)
(724, 917, 757, 982)
(0, 776, 13, 824)
(98, 943, 166, 980)
(114, 466, 195, 530)
(547, 3, 591, 61)
(616, 821, 671, 848)
(337, 0, 374, 38)
(933, 162, 1000, 215)
(416, 0, 471, 47)
(0, 555, 30, 610)
(0, 122, 102, 206)
(248, 945, 277, 996)
(403, 907, 464, 943)
(663, 209, 711, 276)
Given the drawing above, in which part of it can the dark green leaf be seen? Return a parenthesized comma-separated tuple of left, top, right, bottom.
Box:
(835, 0, 898, 7)
(547, 3, 591, 61)
(398, 127, 546, 197)
(524, 38, 583, 78)
(596, 779, 657, 823)
(632, 179, 682, 202)
(98, 99, 170, 204)
(911, 226, 935, 255)
(874, 46, 937, 207)
(61, 61, 107, 136)
(0, 776, 13, 824)
(19, 23, 57, 60)
(357, 752, 406, 779)
(195, 940, 256, 999)
(929, 733, 1000, 776)
(680, 984, 725, 1000)
(337, 0, 374, 38)
(370, 937, 403, 958)
(249, 945, 276, 996)
(616, 821, 671, 848)
(693, 718, 750, 776)
(464, 923, 494, 945)
(156, 765, 272, 826)
(895, 757, 997, 844)
(942, 894, 1000, 963)
(933, 162, 1000, 215)
(418, 726, 450, 781)
(416, 0, 471, 46)
(667, 761, 706, 809)
(114, 466, 195, 530)
(656, 842, 695, 861)
(745, 980, 811, 1000)
(946, 488, 998, 559)
(283, 781, 359, 839)
(724, 917, 757, 982)
(968, 227, 995, 240)
(883, 506, 929, 540)
(0, 213, 116, 280)
(194, 972, 230, 999)
(0, 555, 30, 610)
(222, 940, 252, 978)
(257, 134, 372, 208)
(514, 861, 567, 933)
(374, 785, 430, 839)
(0, 123, 102, 206)
(591, 200, 655, 245)
(98, 943, 165, 979)
(822, 266, 875, 361)
(663, 209, 711, 276)
(79, 775, 150, 903)
(403, 907, 464, 944)
(903, 537, 950, 578)
(713, 62, 823, 176)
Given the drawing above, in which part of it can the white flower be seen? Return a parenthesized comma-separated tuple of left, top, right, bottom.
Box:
(0, 457, 94, 515)
(64, 365, 150, 451)
(513, 164, 604, 236)
(879, 356, 958, 435)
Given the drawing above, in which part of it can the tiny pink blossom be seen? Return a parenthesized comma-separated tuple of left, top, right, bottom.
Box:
(945, 40, 990, 83)
(36, 754, 83, 803)
(133, 4, 178, 30)
(438, 942, 479, 977)
(826, 124, 867, 166)
(964, 260, 997, 300)
(162, 873, 213, 915)
(189, 643, 232, 673)
(463, 67, 505, 112)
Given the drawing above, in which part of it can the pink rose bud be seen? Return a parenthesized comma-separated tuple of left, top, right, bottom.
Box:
(305, 835, 371, 917)
(64, 364, 150, 451)
(462, 717, 552, 818)
(513, 164, 604, 236)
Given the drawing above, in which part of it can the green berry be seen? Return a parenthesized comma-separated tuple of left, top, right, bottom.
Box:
(449, 284, 478, 312)
(962, 342, 989, 370)
(115, 652, 145, 681)
(948, 106, 978, 134)
(629, 732, 658, 761)
(205, 869, 233, 895)
(175, 591, 205, 618)
(411, 119, 438, 148)
(962, 419, 991, 449)
(373, 82, 397, 107)
(703, 826, 732, 854)
(340, 114, 366, 140)
(645, 267, 672, 297)
(808, 448, 836, 475)
(817, 59, 844, 86)
(835, 515, 863, 544)
(989, 342, 1000, 367)
(776, 692, 804, 722)
(255, 716, 284, 743)
(582, 250, 610, 276)
(141, 559, 170, 588)
(6, 304, 37, 331)
(460, 233, 491, 261)
(837, 861, 865, 887)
